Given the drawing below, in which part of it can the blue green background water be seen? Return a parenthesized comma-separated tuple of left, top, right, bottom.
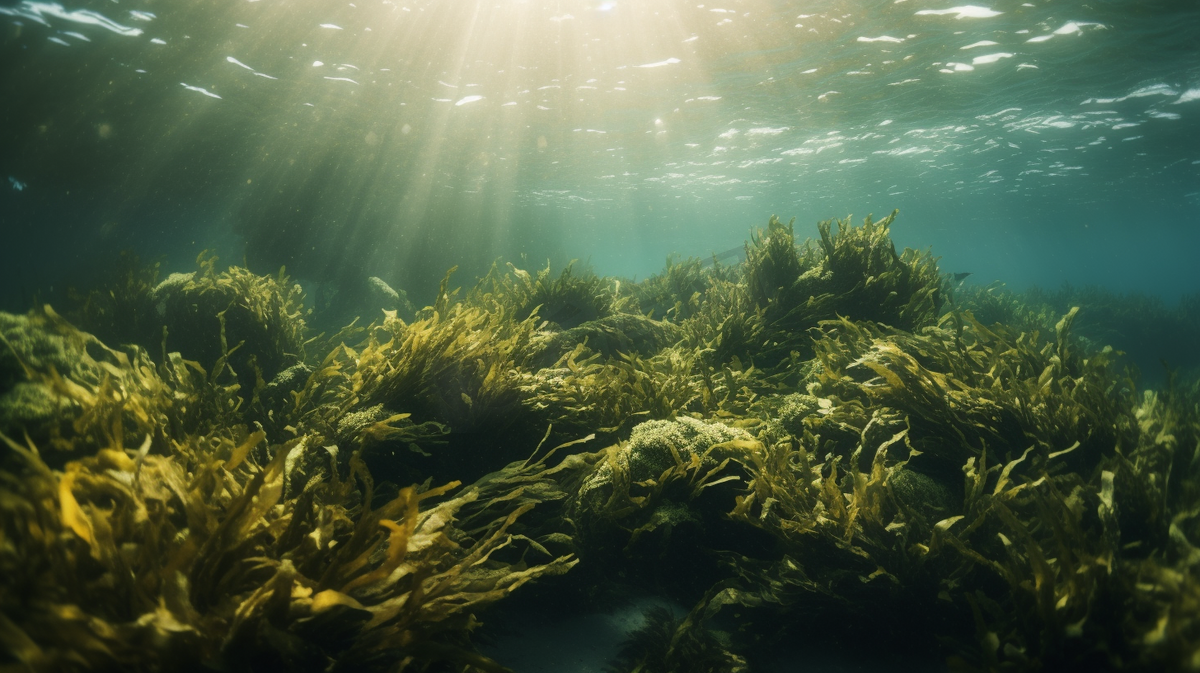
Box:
(1, 0, 1197, 303)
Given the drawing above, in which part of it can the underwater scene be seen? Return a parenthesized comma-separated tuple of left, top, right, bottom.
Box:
(1, 0, 1199, 671)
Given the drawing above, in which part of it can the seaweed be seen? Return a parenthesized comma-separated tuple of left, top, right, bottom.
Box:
(691, 211, 943, 369)
(632, 255, 732, 323)
(0, 311, 577, 672)
(808, 308, 1137, 472)
(4, 204, 1199, 673)
(292, 272, 537, 442)
(0, 306, 179, 466)
(60, 251, 161, 352)
(528, 312, 683, 369)
(957, 283, 1200, 387)
(150, 252, 311, 387)
(0, 433, 576, 672)
(478, 260, 620, 330)
(607, 605, 747, 673)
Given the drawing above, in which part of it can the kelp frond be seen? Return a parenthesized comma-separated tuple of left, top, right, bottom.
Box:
(0, 427, 576, 672)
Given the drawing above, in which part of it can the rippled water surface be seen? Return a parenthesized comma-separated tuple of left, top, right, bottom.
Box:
(0, 0, 1197, 301)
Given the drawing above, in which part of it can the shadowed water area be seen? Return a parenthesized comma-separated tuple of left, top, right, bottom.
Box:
(0, 0, 1199, 671)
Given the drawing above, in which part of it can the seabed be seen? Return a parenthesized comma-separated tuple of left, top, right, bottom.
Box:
(1, 211, 1198, 672)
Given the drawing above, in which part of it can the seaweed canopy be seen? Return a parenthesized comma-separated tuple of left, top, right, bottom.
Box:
(608, 605, 747, 673)
(0, 305, 178, 465)
(478, 260, 620, 330)
(0, 428, 576, 672)
(700, 211, 944, 368)
(0, 301, 578, 673)
(518, 342, 764, 441)
(632, 255, 733, 323)
(151, 252, 310, 390)
(809, 307, 1136, 472)
(290, 269, 540, 449)
(706, 307, 1199, 671)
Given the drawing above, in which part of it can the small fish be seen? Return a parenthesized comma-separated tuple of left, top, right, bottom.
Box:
(8, 176, 26, 191)
(953, 272, 972, 282)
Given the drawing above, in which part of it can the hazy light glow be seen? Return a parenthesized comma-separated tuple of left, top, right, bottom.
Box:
(915, 5, 1002, 19)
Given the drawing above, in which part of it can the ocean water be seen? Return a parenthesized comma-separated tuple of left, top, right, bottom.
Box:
(1, 1, 1199, 672)
(1, 0, 1198, 302)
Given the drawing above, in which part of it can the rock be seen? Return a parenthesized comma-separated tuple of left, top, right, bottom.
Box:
(531, 313, 683, 368)
(578, 416, 751, 511)
(1, 310, 96, 444)
(890, 466, 961, 520)
(148, 265, 308, 388)
(259, 362, 314, 424)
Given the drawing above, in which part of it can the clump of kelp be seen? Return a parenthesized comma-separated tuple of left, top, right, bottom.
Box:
(3, 210, 1198, 672)
(0, 286, 575, 671)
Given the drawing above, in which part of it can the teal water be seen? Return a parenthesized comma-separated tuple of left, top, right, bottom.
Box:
(1, 0, 1197, 305)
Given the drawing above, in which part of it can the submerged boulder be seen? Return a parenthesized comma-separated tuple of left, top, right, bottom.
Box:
(530, 312, 683, 368)
(576, 416, 751, 518)
(148, 257, 309, 388)
(0, 307, 173, 464)
(0, 310, 83, 445)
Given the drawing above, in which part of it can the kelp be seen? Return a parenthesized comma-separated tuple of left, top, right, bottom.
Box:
(290, 271, 539, 450)
(0, 290, 577, 672)
(528, 313, 683, 369)
(692, 309, 1197, 670)
(752, 211, 942, 359)
(696, 211, 943, 368)
(561, 418, 762, 603)
(683, 277, 767, 369)
(631, 255, 735, 323)
(954, 281, 1059, 337)
(958, 282, 1200, 386)
(809, 309, 1137, 471)
(607, 605, 748, 673)
(149, 252, 311, 391)
(0, 318, 578, 672)
(519, 343, 767, 440)
(0, 431, 576, 672)
(5, 205, 1199, 673)
(475, 260, 620, 330)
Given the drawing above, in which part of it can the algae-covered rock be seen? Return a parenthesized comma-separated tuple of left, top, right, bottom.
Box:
(0, 307, 176, 463)
(530, 312, 683, 368)
(776, 392, 822, 433)
(1, 309, 102, 446)
(1, 311, 88, 382)
(889, 466, 960, 519)
(255, 362, 314, 429)
(0, 380, 74, 444)
(578, 416, 750, 511)
(610, 605, 748, 673)
(482, 260, 616, 330)
(149, 254, 309, 388)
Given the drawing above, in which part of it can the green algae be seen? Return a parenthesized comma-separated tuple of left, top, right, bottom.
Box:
(2, 210, 1198, 672)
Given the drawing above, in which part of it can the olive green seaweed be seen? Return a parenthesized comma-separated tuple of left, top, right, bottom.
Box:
(0, 309, 577, 672)
(2, 209, 1198, 673)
